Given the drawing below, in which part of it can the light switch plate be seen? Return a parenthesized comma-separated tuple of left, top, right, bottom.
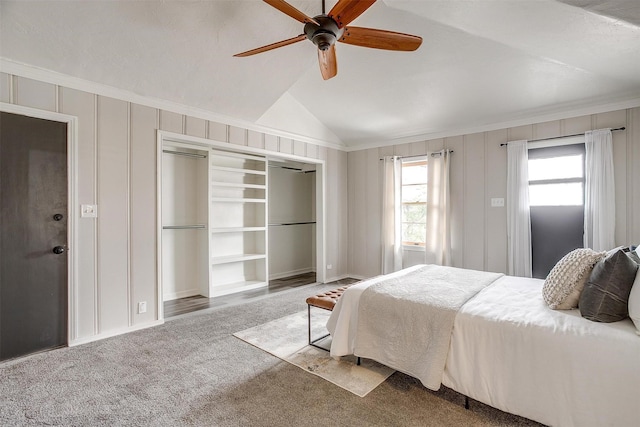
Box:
(491, 198, 505, 207)
(81, 204, 98, 218)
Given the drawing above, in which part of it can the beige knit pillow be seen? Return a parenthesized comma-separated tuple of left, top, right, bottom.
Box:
(543, 248, 606, 310)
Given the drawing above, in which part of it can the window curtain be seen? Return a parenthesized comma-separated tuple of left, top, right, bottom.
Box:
(381, 156, 403, 274)
(507, 140, 532, 277)
(584, 129, 615, 251)
(425, 150, 451, 266)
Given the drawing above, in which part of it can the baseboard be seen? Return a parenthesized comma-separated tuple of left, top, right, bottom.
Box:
(324, 274, 353, 283)
(69, 320, 164, 347)
(269, 267, 315, 281)
(162, 288, 201, 302)
(324, 272, 371, 283)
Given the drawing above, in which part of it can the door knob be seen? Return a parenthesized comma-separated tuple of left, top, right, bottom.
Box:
(52, 246, 66, 255)
(53, 213, 64, 221)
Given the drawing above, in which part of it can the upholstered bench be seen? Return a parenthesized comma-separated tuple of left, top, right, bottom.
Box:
(305, 285, 352, 350)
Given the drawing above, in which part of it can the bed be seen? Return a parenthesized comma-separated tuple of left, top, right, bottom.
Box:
(327, 264, 640, 427)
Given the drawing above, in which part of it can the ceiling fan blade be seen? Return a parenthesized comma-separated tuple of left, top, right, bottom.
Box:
(263, 0, 319, 25)
(318, 45, 338, 80)
(328, 0, 376, 28)
(338, 27, 422, 51)
(234, 34, 307, 57)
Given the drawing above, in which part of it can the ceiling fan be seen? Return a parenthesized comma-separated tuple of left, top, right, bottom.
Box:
(234, 0, 423, 80)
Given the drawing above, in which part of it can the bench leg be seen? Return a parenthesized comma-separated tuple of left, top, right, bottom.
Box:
(307, 305, 331, 351)
(307, 304, 312, 345)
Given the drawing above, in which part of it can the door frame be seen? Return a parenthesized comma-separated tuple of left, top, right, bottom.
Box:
(156, 130, 327, 320)
(0, 102, 79, 345)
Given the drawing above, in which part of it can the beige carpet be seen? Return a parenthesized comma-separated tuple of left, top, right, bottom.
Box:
(233, 310, 395, 397)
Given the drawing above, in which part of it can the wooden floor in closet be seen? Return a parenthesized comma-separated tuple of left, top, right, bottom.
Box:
(164, 273, 359, 318)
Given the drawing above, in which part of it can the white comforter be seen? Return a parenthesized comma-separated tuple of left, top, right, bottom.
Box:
(327, 268, 640, 427)
(354, 264, 502, 390)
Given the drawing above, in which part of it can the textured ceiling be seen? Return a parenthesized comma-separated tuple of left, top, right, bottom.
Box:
(1, 0, 639, 149)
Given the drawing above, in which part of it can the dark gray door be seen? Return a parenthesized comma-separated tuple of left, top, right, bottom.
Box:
(530, 205, 584, 278)
(529, 144, 585, 279)
(0, 112, 68, 361)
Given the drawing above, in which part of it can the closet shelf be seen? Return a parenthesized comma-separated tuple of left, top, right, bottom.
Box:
(212, 150, 265, 162)
(208, 149, 268, 297)
(210, 197, 266, 203)
(210, 165, 266, 176)
(210, 182, 266, 190)
(211, 254, 266, 265)
(210, 226, 266, 233)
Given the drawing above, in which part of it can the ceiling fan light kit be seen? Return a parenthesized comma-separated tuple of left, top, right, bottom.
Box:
(234, 0, 423, 80)
(304, 15, 343, 51)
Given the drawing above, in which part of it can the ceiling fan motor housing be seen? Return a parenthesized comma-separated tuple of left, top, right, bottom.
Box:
(304, 15, 344, 50)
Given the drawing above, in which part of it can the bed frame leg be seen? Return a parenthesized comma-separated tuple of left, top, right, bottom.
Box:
(464, 396, 469, 410)
(357, 357, 361, 366)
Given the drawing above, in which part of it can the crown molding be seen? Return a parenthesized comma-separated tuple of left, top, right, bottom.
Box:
(0, 57, 347, 152)
(4, 58, 638, 154)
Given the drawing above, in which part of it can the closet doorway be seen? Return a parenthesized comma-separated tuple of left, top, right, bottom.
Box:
(158, 134, 326, 318)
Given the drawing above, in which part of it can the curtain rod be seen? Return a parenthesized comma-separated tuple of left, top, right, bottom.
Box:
(379, 150, 454, 161)
(499, 127, 625, 147)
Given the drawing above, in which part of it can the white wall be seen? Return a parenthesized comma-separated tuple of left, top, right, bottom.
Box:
(0, 71, 349, 344)
(348, 108, 640, 278)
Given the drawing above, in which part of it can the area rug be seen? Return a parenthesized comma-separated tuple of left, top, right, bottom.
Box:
(233, 310, 394, 397)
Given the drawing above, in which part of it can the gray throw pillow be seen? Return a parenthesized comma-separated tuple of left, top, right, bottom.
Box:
(625, 246, 640, 264)
(580, 249, 639, 322)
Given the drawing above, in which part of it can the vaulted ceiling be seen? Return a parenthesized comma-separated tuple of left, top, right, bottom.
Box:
(1, 0, 639, 149)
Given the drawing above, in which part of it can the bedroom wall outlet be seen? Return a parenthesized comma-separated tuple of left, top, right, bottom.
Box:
(327, 264, 333, 270)
(138, 301, 147, 314)
(491, 198, 505, 207)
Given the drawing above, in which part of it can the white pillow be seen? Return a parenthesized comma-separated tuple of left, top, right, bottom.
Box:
(629, 254, 640, 336)
(543, 248, 606, 309)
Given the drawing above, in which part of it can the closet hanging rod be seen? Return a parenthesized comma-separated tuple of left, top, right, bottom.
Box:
(162, 225, 206, 230)
(163, 150, 207, 159)
(269, 165, 302, 171)
(499, 127, 625, 146)
(268, 221, 316, 226)
(268, 165, 317, 173)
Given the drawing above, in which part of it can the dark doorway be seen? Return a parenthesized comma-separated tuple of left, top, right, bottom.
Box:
(0, 111, 68, 361)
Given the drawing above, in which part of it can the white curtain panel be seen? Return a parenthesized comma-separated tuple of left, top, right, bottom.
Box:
(584, 129, 615, 251)
(381, 156, 403, 274)
(425, 150, 451, 266)
(506, 140, 532, 277)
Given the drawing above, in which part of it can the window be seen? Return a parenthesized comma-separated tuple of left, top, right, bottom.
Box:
(528, 151, 584, 206)
(401, 158, 427, 246)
